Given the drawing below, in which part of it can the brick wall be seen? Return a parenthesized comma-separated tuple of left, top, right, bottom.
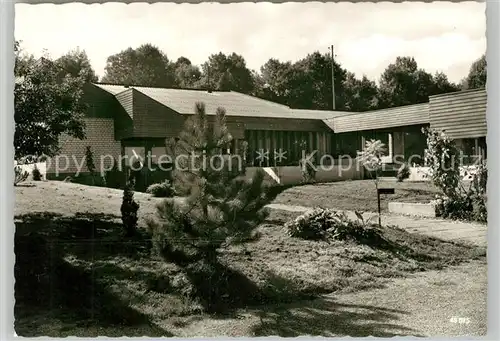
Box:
(46, 118, 121, 177)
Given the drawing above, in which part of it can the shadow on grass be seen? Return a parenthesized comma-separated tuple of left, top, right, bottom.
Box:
(252, 297, 421, 337)
(14, 211, 316, 329)
(14, 212, 170, 337)
(15, 212, 152, 260)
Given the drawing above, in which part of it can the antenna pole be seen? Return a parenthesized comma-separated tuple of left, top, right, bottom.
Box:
(207, 64, 211, 93)
(330, 45, 336, 110)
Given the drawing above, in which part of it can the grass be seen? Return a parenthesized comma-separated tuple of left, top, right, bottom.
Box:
(273, 180, 442, 213)
(14, 181, 486, 337)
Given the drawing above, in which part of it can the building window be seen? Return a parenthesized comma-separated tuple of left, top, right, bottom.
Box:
(243, 129, 319, 166)
(455, 138, 477, 165)
(124, 147, 145, 168)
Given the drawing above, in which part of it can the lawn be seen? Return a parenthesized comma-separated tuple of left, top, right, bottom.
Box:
(273, 180, 442, 213)
(14, 181, 485, 337)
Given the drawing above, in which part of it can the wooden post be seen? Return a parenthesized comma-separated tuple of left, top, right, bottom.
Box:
(377, 186, 382, 228)
(376, 188, 395, 228)
(360, 135, 366, 180)
(388, 133, 393, 162)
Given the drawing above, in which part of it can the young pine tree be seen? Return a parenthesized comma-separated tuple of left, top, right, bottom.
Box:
(148, 102, 275, 266)
(85, 146, 96, 185)
(121, 179, 140, 236)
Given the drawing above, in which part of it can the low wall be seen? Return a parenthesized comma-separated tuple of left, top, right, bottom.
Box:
(388, 202, 436, 217)
(15, 162, 47, 180)
(408, 166, 480, 182)
(244, 165, 363, 186)
(408, 167, 430, 182)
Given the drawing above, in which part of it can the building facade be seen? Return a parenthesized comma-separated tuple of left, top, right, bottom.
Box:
(46, 83, 487, 186)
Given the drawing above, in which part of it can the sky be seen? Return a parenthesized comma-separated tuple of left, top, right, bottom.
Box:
(15, 2, 486, 84)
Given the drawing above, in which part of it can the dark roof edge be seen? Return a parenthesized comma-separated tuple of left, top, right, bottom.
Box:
(429, 88, 486, 99)
(324, 102, 429, 121)
(93, 82, 232, 92)
(332, 122, 431, 134)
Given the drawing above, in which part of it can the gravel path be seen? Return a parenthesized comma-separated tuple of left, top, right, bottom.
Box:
(266, 203, 487, 247)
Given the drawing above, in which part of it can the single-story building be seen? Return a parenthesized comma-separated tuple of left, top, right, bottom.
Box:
(46, 83, 487, 187)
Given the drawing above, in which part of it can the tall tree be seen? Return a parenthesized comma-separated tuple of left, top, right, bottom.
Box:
(378, 56, 418, 107)
(378, 57, 461, 108)
(463, 54, 486, 90)
(199, 53, 255, 94)
(430, 71, 460, 94)
(378, 56, 440, 108)
(102, 44, 176, 87)
(55, 48, 98, 83)
(15, 42, 86, 158)
(342, 73, 379, 111)
(258, 52, 347, 110)
(173, 57, 202, 88)
(292, 52, 347, 110)
(258, 58, 295, 104)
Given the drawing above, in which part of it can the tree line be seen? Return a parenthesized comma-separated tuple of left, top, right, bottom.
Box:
(22, 42, 487, 112)
(14, 41, 487, 159)
(60, 43, 486, 111)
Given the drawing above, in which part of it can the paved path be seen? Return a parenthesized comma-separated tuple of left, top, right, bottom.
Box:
(266, 203, 487, 247)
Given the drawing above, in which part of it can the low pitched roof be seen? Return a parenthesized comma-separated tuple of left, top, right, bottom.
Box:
(94, 83, 345, 120)
(95, 83, 482, 135)
(94, 83, 128, 95)
(134, 86, 293, 118)
(324, 103, 430, 133)
(290, 109, 353, 120)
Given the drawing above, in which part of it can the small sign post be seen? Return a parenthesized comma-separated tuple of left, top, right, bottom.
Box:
(377, 187, 395, 227)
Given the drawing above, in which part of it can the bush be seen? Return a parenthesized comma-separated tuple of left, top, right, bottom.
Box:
(469, 161, 487, 223)
(431, 167, 487, 223)
(146, 180, 175, 197)
(423, 128, 487, 223)
(433, 195, 473, 221)
(32, 165, 42, 181)
(472, 195, 487, 223)
(396, 163, 410, 182)
(120, 181, 139, 236)
(14, 165, 29, 186)
(422, 128, 461, 198)
(285, 208, 381, 243)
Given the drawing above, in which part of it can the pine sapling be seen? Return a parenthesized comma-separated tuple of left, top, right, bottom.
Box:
(32, 164, 42, 181)
(85, 146, 96, 185)
(121, 180, 139, 236)
(148, 102, 276, 266)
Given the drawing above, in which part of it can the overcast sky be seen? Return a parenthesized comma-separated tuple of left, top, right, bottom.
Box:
(15, 2, 486, 84)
